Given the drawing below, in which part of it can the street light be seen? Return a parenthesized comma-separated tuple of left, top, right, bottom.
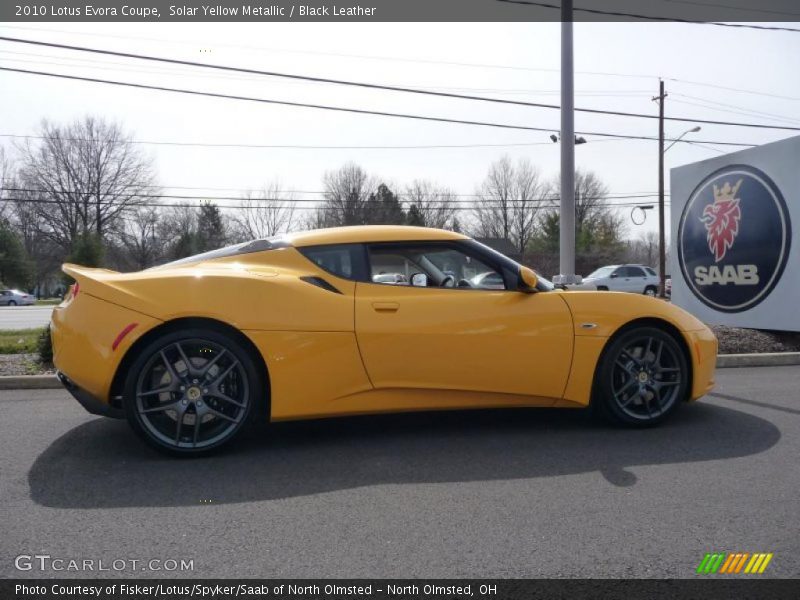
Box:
(664, 125, 702, 153)
(550, 134, 587, 144)
(656, 125, 701, 297)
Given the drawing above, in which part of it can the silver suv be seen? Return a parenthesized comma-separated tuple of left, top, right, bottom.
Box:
(581, 264, 660, 296)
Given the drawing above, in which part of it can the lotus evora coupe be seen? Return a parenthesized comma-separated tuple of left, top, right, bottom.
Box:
(51, 226, 717, 455)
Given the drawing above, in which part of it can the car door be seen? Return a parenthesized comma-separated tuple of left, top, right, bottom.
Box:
(610, 266, 633, 292)
(354, 241, 574, 401)
(625, 266, 647, 293)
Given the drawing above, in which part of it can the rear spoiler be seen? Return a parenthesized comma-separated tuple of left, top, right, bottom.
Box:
(62, 263, 121, 297)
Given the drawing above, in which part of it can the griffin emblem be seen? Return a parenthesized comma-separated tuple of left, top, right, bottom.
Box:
(700, 179, 742, 262)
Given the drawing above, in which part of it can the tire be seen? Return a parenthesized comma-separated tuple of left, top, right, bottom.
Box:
(597, 286, 609, 291)
(644, 286, 657, 297)
(8, 300, 16, 306)
(123, 327, 262, 456)
(594, 326, 689, 427)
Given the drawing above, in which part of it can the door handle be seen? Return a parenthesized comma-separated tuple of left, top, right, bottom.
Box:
(372, 302, 399, 312)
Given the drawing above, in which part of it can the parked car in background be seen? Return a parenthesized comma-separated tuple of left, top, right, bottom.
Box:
(0, 289, 35, 306)
(470, 271, 506, 289)
(372, 273, 408, 285)
(580, 265, 660, 296)
(665, 277, 672, 298)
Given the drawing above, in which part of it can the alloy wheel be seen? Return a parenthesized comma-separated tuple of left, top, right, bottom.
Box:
(610, 334, 682, 421)
(134, 339, 250, 450)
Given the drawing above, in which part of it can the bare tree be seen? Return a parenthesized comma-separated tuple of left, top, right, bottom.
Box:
(16, 116, 156, 252)
(116, 206, 163, 270)
(317, 162, 375, 227)
(158, 203, 198, 260)
(626, 230, 659, 267)
(404, 180, 458, 229)
(473, 156, 546, 253)
(232, 182, 297, 239)
(0, 146, 14, 221)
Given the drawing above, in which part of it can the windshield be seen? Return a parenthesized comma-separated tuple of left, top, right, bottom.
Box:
(587, 266, 616, 279)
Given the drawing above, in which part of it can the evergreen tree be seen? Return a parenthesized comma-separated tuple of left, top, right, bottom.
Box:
(0, 221, 32, 288)
(406, 204, 426, 227)
(196, 202, 226, 251)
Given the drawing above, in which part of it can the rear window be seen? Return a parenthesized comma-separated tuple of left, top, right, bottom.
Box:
(298, 244, 368, 281)
(153, 237, 289, 269)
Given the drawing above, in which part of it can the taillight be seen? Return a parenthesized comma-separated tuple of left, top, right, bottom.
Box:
(73, 282, 80, 298)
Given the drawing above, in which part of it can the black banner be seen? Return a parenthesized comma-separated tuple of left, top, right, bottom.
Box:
(3, 580, 800, 600)
(2, 0, 800, 23)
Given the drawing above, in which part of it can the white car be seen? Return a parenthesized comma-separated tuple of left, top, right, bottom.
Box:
(580, 265, 660, 296)
(0, 289, 36, 306)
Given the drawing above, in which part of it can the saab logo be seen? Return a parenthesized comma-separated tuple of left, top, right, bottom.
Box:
(678, 165, 791, 312)
(701, 179, 741, 262)
(696, 552, 773, 574)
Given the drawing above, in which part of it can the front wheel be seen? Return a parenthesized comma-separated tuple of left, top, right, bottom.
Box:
(594, 327, 689, 426)
(123, 328, 262, 456)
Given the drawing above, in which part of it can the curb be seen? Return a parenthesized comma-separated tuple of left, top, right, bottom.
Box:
(0, 353, 798, 390)
(716, 352, 800, 368)
(0, 374, 60, 390)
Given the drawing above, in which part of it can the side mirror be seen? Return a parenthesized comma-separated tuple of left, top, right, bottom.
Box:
(411, 273, 428, 287)
(519, 267, 538, 292)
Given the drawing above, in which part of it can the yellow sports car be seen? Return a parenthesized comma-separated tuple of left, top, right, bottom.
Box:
(51, 226, 717, 455)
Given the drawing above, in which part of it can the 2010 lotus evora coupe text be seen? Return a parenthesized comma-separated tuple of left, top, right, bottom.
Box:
(51, 226, 718, 455)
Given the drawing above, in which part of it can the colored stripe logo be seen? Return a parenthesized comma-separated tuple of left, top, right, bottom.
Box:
(696, 552, 773, 574)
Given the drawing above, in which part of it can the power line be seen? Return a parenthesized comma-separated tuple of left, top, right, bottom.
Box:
(2, 186, 665, 204)
(658, 0, 800, 18)
(669, 93, 800, 125)
(666, 77, 800, 101)
(0, 49, 655, 97)
(0, 66, 760, 147)
(670, 97, 800, 126)
(0, 35, 798, 131)
(0, 197, 670, 211)
(0, 133, 564, 151)
(1, 177, 667, 197)
(496, 0, 800, 32)
(0, 24, 658, 80)
(5, 24, 797, 102)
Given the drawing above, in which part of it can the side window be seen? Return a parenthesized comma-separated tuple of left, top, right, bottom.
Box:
(628, 266, 645, 277)
(645, 267, 657, 276)
(367, 244, 507, 290)
(298, 244, 367, 281)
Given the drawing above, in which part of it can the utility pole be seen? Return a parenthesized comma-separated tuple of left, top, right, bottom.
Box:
(654, 79, 668, 298)
(557, 0, 576, 285)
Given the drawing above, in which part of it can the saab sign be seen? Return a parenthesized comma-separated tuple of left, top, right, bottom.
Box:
(671, 136, 799, 331)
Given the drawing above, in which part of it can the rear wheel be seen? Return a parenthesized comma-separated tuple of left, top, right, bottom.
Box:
(123, 328, 261, 456)
(8, 300, 16, 306)
(597, 286, 609, 291)
(644, 286, 657, 296)
(595, 326, 689, 426)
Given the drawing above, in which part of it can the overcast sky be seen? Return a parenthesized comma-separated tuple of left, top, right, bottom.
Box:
(1, 21, 799, 237)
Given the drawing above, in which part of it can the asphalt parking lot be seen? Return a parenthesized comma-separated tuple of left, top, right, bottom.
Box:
(1, 366, 798, 579)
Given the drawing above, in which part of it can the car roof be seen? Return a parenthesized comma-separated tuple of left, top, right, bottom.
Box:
(286, 225, 468, 247)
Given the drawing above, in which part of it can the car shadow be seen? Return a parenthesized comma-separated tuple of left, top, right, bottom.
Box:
(28, 402, 780, 508)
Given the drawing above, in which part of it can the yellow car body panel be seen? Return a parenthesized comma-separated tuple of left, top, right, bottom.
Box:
(354, 282, 573, 401)
(51, 226, 717, 425)
(51, 292, 161, 401)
